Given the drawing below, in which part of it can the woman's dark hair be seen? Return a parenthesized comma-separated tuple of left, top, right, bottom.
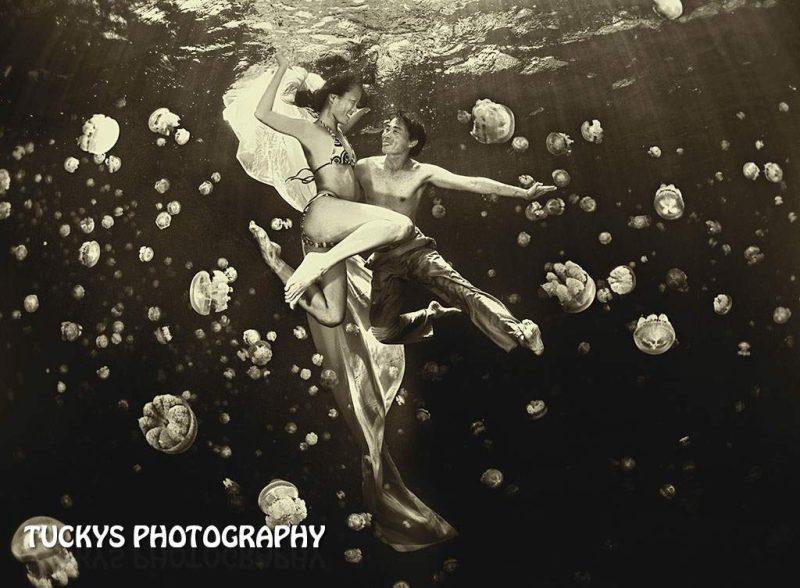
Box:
(295, 72, 362, 113)
(393, 110, 427, 156)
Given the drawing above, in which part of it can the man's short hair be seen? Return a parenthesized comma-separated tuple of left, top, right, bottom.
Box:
(393, 110, 427, 156)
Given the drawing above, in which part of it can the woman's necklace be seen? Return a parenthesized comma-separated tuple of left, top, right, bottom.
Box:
(317, 119, 338, 139)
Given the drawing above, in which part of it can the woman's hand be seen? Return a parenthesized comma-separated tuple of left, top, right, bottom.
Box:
(276, 52, 290, 69)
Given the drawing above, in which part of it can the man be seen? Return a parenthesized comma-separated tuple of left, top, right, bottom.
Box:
(284, 111, 556, 354)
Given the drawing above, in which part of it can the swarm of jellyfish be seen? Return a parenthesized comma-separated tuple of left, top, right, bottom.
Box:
(11, 516, 79, 588)
(541, 261, 596, 313)
(138, 394, 198, 454)
(469, 99, 515, 144)
(258, 479, 307, 528)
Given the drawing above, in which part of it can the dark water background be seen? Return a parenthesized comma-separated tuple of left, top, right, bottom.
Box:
(1, 0, 800, 586)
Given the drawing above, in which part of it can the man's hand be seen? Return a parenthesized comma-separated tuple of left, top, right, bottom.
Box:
(524, 182, 557, 200)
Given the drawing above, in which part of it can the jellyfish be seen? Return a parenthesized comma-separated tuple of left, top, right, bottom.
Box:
(79, 217, 94, 234)
(633, 314, 676, 355)
(148, 107, 181, 136)
(518, 174, 534, 188)
(0, 201, 11, 220)
(764, 162, 783, 183)
(10, 516, 80, 588)
(511, 136, 529, 152)
(541, 260, 596, 313)
(598, 231, 612, 245)
(78, 241, 100, 268)
(22, 294, 39, 313)
(174, 128, 191, 145)
(249, 341, 273, 366)
(525, 201, 548, 221)
(653, 184, 684, 220)
(224, 267, 238, 283)
(713, 294, 733, 315)
(155, 212, 172, 230)
(320, 368, 339, 390)
(545, 198, 566, 215)
(293, 325, 308, 340)
(198, 181, 213, 196)
(105, 155, 121, 174)
(653, 0, 683, 20)
(580, 119, 603, 143)
(546, 132, 573, 156)
(517, 231, 531, 247)
(705, 220, 722, 235)
(526, 399, 548, 420)
(742, 162, 759, 180)
(579, 196, 597, 212)
(154, 178, 170, 194)
(648, 146, 662, 158)
(431, 203, 446, 219)
(257, 479, 307, 528)
(608, 265, 636, 295)
(305, 432, 318, 445)
(138, 394, 198, 454)
(0, 168, 10, 193)
(344, 549, 363, 564)
(552, 169, 571, 187)
(211, 171, 222, 183)
(243, 329, 260, 346)
(773, 307, 792, 324)
(167, 201, 181, 215)
(744, 245, 764, 266)
(665, 267, 689, 292)
(620, 457, 637, 471)
(101, 216, 114, 229)
(456, 110, 472, 124)
(347, 513, 373, 531)
(480, 468, 504, 489)
(12, 244, 28, 260)
(628, 215, 652, 229)
(469, 99, 515, 144)
(77, 114, 120, 155)
(189, 270, 231, 315)
(138, 246, 154, 262)
(416, 408, 432, 423)
(737, 341, 751, 357)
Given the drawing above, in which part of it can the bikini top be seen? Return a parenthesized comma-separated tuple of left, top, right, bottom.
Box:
(287, 119, 356, 184)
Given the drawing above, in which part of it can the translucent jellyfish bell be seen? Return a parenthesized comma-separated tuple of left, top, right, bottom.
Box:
(78, 240, 100, 268)
(249, 341, 273, 366)
(511, 136, 529, 152)
(552, 169, 571, 187)
(653, 183, 685, 220)
(652, 0, 683, 20)
(546, 132, 573, 156)
(580, 119, 603, 143)
(470, 99, 515, 144)
(742, 162, 759, 181)
(0, 168, 10, 193)
(189, 270, 231, 315)
(138, 394, 198, 454)
(541, 261, 596, 313)
(147, 107, 181, 136)
(608, 265, 636, 295)
(63, 157, 79, 173)
(633, 314, 676, 355)
(11, 516, 79, 588)
(764, 162, 783, 183)
(257, 479, 307, 528)
(77, 114, 120, 155)
(174, 128, 191, 146)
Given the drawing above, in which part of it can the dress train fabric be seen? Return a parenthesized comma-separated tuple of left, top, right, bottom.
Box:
(222, 66, 456, 551)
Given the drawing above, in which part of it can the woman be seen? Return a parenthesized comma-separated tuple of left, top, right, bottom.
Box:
(249, 52, 419, 327)
(224, 54, 456, 551)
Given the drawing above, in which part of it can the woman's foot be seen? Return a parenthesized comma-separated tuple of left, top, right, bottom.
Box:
(426, 300, 461, 319)
(249, 221, 283, 271)
(285, 252, 329, 305)
(517, 319, 544, 355)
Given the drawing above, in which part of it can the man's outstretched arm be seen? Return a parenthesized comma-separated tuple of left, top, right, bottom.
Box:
(424, 164, 556, 200)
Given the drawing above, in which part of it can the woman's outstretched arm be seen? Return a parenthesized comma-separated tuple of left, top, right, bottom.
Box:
(254, 53, 313, 141)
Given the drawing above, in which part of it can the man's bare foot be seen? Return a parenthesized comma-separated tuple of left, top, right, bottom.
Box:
(517, 319, 544, 355)
(249, 221, 283, 270)
(284, 252, 329, 306)
(426, 300, 461, 319)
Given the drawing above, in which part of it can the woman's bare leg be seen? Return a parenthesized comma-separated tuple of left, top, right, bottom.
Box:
(284, 198, 414, 307)
(250, 222, 347, 327)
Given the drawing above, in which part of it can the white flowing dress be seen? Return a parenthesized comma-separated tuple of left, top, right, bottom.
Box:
(222, 66, 456, 551)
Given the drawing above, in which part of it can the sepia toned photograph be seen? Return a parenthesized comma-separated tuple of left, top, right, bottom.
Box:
(1, 0, 798, 586)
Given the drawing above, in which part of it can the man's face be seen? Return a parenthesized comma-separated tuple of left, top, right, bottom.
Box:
(381, 117, 416, 155)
